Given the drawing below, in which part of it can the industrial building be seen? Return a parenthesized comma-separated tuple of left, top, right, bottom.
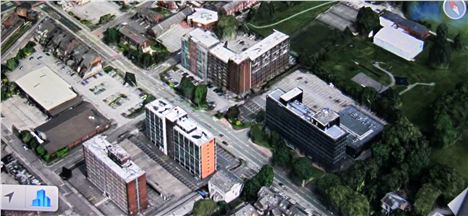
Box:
(265, 88, 348, 170)
(15, 66, 82, 116)
(145, 98, 216, 179)
(83, 136, 148, 216)
(34, 102, 111, 154)
(379, 10, 430, 40)
(181, 28, 290, 95)
(373, 26, 424, 61)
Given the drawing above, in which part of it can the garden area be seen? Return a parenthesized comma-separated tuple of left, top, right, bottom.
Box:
(103, 27, 169, 68)
(1, 41, 37, 101)
(18, 130, 70, 163)
(246, 1, 335, 37)
(248, 117, 324, 186)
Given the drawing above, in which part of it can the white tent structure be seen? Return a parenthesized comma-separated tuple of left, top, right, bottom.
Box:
(373, 27, 424, 61)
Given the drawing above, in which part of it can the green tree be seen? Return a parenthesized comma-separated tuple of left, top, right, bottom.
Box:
(255, 110, 265, 123)
(192, 199, 218, 216)
(103, 27, 121, 45)
(355, 7, 380, 36)
(272, 142, 292, 167)
(193, 84, 208, 107)
(428, 24, 451, 69)
(249, 124, 267, 144)
(20, 131, 33, 144)
(315, 174, 341, 195)
(6, 58, 18, 71)
(140, 52, 153, 68)
(178, 76, 196, 99)
(35, 145, 46, 157)
(292, 157, 314, 181)
(253, 2, 274, 21)
(427, 164, 466, 202)
(242, 178, 261, 201)
(257, 165, 274, 186)
(414, 184, 440, 216)
(453, 33, 464, 50)
(214, 15, 238, 40)
(225, 105, 240, 120)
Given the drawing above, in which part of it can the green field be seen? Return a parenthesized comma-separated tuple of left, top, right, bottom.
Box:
(248, 1, 334, 37)
(432, 130, 468, 179)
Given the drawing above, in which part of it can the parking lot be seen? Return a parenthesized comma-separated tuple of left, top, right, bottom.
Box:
(166, 65, 237, 112)
(68, 1, 123, 24)
(1, 96, 48, 131)
(16, 48, 145, 126)
(251, 69, 357, 113)
(119, 139, 191, 202)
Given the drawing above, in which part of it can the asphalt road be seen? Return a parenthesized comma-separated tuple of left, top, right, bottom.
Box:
(41, 3, 332, 215)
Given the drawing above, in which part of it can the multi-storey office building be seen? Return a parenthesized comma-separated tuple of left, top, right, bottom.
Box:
(265, 88, 348, 170)
(145, 98, 187, 155)
(182, 28, 290, 95)
(145, 98, 217, 179)
(83, 136, 148, 216)
(173, 116, 216, 179)
(181, 28, 220, 81)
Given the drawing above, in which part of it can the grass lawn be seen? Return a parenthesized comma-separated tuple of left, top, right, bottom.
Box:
(248, 1, 334, 37)
(432, 129, 468, 179)
(310, 30, 468, 133)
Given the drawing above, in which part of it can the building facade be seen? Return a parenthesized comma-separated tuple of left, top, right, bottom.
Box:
(145, 99, 216, 179)
(173, 117, 216, 179)
(83, 136, 148, 216)
(208, 169, 243, 203)
(265, 88, 348, 170)
(181, 28, 290, 95)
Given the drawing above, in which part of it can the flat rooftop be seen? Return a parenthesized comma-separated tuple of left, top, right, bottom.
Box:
(15, 66, 78, 112)
(175, 116, 214, 146)
(145, 98, 187, 122)
(269, 88, 347, 140)
(188, 8, 218, 25)
(225, 33, 258, 54)
(35, 102, 111, 153)
(233, 30, 289, 63)
(188, 28, 219, 48)
(83, 135, 145, 183)
(339, 105, 384, 148)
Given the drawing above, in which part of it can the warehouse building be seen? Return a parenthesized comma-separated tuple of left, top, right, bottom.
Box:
(15, 66, 82, 116)
(34, 102, 111, 154)
(373, 26, 424, 61)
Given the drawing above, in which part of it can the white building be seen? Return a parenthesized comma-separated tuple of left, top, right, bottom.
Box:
(187, 8, 218, 29)
(144, 98, 186, 155)
(208, 169, 243, 203)
(373, 26, 424, 61)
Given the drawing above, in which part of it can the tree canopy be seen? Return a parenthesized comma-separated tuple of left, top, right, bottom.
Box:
(414, 184, 440, 216)
(428, 24, 452, 69)
(241, 165, 274, 201)
(192, 199, 218, 216)
(355, 7, 380, 36)
(215, 15, 238, 40)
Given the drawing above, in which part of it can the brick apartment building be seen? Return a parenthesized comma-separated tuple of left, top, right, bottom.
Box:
(145, 98, 216, 179)
(181, 28, 290, 95)
(83, 136, 148, 216)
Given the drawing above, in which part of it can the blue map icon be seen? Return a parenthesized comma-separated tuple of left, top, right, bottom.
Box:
(32, 189, 51, 207)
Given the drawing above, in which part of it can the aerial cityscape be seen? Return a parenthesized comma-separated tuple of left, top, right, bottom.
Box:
(1, 1, 467, 216)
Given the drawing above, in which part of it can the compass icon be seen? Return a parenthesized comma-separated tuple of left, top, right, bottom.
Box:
(443, 0, 467, 20)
